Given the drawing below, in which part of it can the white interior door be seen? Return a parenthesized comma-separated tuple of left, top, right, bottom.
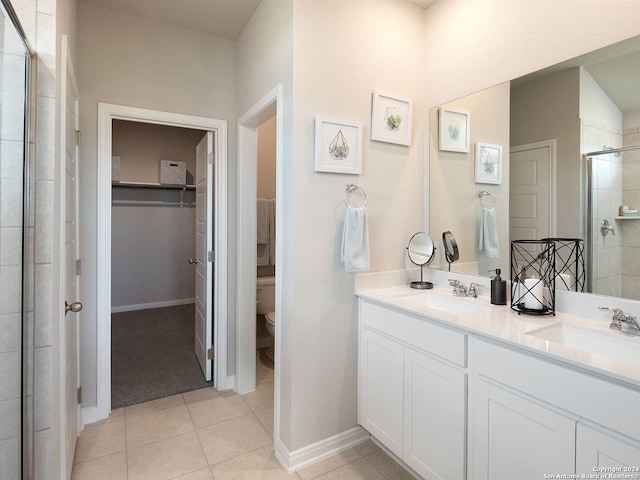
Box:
(510, 141, 554, 242)
(62, 37, 82, 479)
(195, 132, 214, 381)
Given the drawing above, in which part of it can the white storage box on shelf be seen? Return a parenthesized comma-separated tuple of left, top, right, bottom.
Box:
(159, 160, 186, 185)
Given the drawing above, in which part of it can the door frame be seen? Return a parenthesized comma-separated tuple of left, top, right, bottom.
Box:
(95, 103, 229, 420)
(236, 85, 282, 398)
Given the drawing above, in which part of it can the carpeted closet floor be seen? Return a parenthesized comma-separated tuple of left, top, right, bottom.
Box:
(111, 303, 212, 409)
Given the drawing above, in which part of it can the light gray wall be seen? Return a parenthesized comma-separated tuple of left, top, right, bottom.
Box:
(111, 121, 204, 310)
(510, 68, 582, 237)
(77, 1, 237, 408)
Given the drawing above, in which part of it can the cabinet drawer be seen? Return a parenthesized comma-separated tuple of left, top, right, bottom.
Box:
(360, 300, 467, 367)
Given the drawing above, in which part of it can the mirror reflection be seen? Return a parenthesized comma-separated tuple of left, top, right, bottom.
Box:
(429, 34, 640, 302)
(407, 232, 435, 290)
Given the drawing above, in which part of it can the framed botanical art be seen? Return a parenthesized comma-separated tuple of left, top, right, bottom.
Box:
(371, 90, 412, 146)
(314, 116, 363, 175)
(439, 107, 470, 152)
(475, 141, 503, 184)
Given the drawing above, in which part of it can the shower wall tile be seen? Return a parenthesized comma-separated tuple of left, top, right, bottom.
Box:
(0, 90, 27, 141)
(0, 227, 22, 265)
(36, 12, 55, 99)
(35, 263, 53, 347)
(0, 436, 21, 480)
(0, 313, 21, 353)
(0, 139, 24, 179)
(34, 428, 51, 480)
(0, 178, 23, 227)
(35, 179, 54, 264)
(34, 345, 52, 431)
(0, 398, 21, 440)
(0, 264, 22, 315)
(0, 351, 21, 402)
(35, 96, 55, 180)
(37, 0, 55, 18)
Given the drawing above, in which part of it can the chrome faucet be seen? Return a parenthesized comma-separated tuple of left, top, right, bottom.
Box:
(449, 279, 483, 298)
(598, 306, 640, 336)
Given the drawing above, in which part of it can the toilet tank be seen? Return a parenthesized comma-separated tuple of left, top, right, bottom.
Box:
(256, 276, 276, 315)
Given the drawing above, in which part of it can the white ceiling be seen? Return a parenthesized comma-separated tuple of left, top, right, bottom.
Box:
(79, 0, 262, 40)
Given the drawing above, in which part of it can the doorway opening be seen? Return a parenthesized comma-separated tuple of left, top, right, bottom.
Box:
(110, 120, 212, 408)
(95, 104, 229, 421)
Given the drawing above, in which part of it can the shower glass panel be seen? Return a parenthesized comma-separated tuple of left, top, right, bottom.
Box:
(0, 0, 31, 478)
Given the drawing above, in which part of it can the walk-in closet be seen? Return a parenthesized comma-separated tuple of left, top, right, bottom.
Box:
(110, 120, 210, 408)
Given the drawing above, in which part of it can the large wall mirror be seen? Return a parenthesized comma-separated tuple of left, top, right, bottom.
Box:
(429, 34, 640, 303)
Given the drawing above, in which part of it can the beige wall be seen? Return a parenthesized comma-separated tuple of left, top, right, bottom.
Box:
(77, 1, 238, 408)
(430, 82, 511, 276)
(257, 115, 277, 199)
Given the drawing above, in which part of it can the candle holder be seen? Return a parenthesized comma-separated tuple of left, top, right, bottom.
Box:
(510, 240, 555, 315)
(542, 238, 585, 293)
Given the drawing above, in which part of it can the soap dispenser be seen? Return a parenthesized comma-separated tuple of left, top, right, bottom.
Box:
(490, 268, 507, 305)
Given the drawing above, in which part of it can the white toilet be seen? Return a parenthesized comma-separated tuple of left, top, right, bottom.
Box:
(256, 276, 276, 363)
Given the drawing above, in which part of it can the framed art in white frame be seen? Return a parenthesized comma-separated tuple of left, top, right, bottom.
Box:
(371, 90, 412, 146)
(439, 107, 470, 152)
(475, 141, 503, 184)
(314, 116, 363, 174)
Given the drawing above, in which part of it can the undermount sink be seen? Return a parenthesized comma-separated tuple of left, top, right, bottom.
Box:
(419, 291, 490, 314)
(526, 323, 640, 364)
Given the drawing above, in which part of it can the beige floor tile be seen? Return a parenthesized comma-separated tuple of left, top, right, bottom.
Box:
(256, 356, 274, 385)
(182, 387, 220, 404)
(71, 451, 127, 480)
(208, 444, 297, 480)
(187, 393, 251, 429)
(365, 450, 414, 479)
(196, 413, 272, 466)
(73, 420, 126, 464)
(127, 431, 207, 480)
(242, 381, 274, 412)
(125, 393, 185, 418)
(253, 406, 274, 437)
(313, 458, 386, 480)
(296, 448, 362, 480)
(126, 404, 194, 448)
(173, 467, 214, 480)
(353, 439, 379, 457)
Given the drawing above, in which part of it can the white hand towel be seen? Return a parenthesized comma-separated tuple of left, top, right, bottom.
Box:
(479, 206, 499, 258)
(257, 199, 270, 244)
(268, 198, 276, 266)
(341, 206, 370, 273)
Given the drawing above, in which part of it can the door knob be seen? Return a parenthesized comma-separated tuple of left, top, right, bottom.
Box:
(65, 301, 83, 315)
(188, 258, 198, 264)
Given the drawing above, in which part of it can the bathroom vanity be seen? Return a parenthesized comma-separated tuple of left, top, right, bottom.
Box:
(357, 283, 640, 480)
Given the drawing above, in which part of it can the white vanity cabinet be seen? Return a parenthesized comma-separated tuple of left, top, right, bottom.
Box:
(576, 424, 640, 472)
(472, 338, 640, 479)
(358, 299, 468, 480)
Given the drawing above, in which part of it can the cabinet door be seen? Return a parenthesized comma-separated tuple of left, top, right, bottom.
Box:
(577, 424, 640, 474)
(359, 327, 404, 457)
(472, 379, 575, 480)
(404, 348, 467, 480)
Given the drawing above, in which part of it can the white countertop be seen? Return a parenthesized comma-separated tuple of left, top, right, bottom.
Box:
(357, 284, 640, 389)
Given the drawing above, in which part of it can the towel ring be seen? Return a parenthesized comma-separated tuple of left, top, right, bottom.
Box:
(345, 184, 368, 208)
(478, 190, 496, 208)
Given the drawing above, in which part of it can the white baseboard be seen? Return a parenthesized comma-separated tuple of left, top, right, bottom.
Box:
(275, 426, 370, 473)
(81, 406, 100, 427)
(111, 298, 195, 313)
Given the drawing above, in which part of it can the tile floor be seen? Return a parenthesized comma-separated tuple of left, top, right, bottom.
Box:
(71, 357, 415, 480)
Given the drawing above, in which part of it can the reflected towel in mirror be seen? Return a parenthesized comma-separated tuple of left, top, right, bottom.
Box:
(341, 206, 370, 273)
(479, 206, 499, 258)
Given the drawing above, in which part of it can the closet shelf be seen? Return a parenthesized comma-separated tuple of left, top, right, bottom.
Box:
(112, 181, 195, 190)
(614, 215, 640, 220)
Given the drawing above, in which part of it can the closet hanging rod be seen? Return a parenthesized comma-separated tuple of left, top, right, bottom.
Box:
(112, 181, 196, 190)
(111, 200, 195, 208)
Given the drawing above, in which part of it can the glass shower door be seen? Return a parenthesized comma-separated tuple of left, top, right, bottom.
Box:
(0, 1, 31, 478)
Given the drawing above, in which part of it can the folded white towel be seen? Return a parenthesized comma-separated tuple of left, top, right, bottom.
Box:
(257, 199, 270, 244)
(268, 199, 276, 266)
(341, 206, 370, 273)
(479, 206, 499, 258)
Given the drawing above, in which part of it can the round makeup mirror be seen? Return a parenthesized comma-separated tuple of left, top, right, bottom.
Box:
(442, 231, 459, 271)
(407, 232, 435, 289)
